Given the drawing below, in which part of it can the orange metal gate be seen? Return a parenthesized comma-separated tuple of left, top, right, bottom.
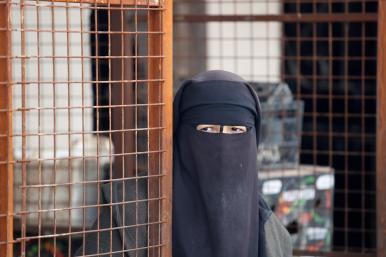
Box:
(0, 0, 173, 256)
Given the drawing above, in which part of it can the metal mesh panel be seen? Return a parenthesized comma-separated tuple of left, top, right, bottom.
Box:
(173, 0, 378, 256)
(0, 0, 172, 256)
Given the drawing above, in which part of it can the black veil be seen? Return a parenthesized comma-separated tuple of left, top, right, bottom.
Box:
(172, 70, 262, 257)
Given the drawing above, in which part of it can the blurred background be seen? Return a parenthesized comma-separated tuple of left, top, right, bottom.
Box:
(173, 1, 378, 256)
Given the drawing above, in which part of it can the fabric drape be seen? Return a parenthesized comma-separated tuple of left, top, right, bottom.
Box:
(172, 70, 262, 257)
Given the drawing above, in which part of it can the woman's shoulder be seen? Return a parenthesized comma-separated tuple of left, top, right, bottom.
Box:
(259, 196, 293, 257)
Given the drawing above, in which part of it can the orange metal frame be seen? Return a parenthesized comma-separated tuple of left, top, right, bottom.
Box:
(52, 0, 161, 5)
(148, 1, 173, 257)
(0, 1, 12, 256)
(377, 1, 386, 257)
(0, 0, 173, 256)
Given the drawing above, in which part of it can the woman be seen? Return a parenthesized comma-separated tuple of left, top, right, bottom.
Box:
(172, 70, 292, 257)
(76, 70, 292, 257)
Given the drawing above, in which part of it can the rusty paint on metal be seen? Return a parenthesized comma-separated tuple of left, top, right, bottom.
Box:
(377, 1, 386, 257)
(0, 1, 12, 257)
(50, 0, 160, 6)
(162, 1, 173, 257)
(148, 8, 163, 257)
(145, 4, 174, 257)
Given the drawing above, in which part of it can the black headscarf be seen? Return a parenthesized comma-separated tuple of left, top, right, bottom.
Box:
(172, 70, 262, 257)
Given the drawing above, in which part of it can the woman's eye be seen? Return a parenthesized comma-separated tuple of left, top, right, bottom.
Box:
(196, 124, 220, 133)
(223, 125, 247, 134)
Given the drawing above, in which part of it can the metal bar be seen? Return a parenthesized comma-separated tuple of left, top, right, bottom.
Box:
(95, 7, 102, 256)
(49, 0, 161, 6)
(376, 1, 386, 257)
(65, 0, 73, 253)
(20, 0, 27, 254)
(148, 6, 163, 257)
(35, 0, 43, 254)
(0, 1, 12, 256)
(173, 14, 378, 22)
(161, 1, 173, 257)
(342, 1, 349, 249)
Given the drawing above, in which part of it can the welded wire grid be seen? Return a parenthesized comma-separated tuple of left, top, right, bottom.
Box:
(174, 0, 377, 256)
(0, 0, 170, 256)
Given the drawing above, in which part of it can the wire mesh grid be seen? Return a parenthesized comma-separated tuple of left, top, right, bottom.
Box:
(0, 0, 172, 256)
(173, 0, 378, 256)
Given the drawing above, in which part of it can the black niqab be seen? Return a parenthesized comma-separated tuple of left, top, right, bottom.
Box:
(173, 70, 261, 257)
